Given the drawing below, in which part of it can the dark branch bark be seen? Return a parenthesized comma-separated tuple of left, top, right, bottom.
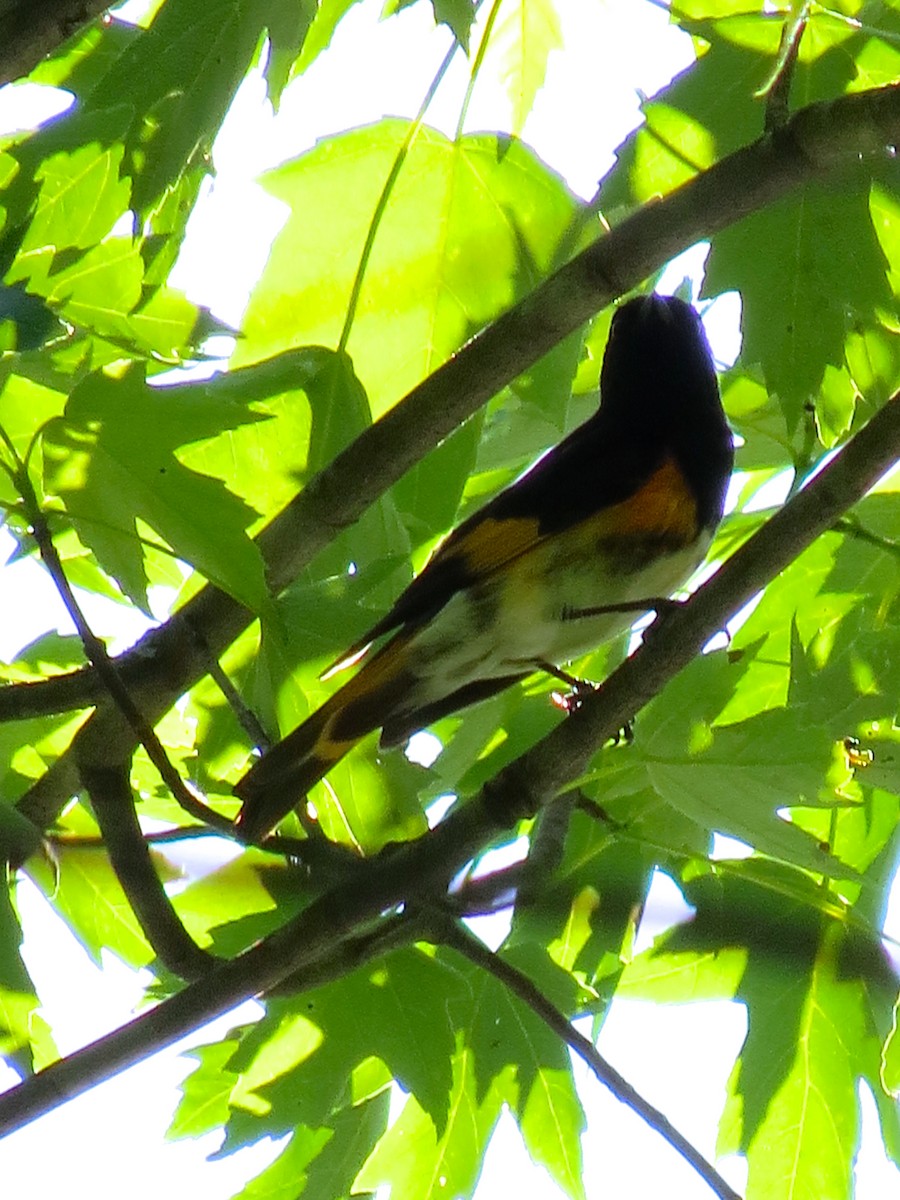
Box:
(0, 0, 110, 86)
(2, 386, 898, 1137)
(7, 82, 900, 845)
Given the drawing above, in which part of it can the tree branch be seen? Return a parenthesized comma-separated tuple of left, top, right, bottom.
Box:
(6, 82, 899, 844)
(0, 0, 110, 86)
(80, 762, 216, 979)
(2, 386, 898, 1137)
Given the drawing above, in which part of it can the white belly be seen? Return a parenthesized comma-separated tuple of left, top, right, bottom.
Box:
(405, 532, 710, 703)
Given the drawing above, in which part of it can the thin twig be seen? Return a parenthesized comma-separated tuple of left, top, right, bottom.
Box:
(514, 795, 575, 909)
(336, 18, 465, 355)
(4, 457, 232, 969)
(455, 0, 502, 139)
(759, 4, 808, 132)
(47, 823, 361, 877)
(186, 622, 271, 752)
(834, 514, 900, 558)
(435, 915, 743, 1200)
(17, 480, 234, 836)
(48, 825, 222, 847)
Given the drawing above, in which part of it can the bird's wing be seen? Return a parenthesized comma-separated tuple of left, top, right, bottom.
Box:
(324, 433, 698, 677)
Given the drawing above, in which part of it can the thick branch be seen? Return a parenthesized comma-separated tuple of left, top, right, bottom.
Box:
(8, 82, 900, 839)
(2, 387, 898, 1137)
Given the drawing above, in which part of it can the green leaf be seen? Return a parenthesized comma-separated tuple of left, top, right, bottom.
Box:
(25, 841, 155, 969)
(43, 364, 268, 611)
(727, 927, 867, 1200)
(224, 947, 471, 1148)
(294, 0, 364, 75)
(512, 821, 653, 998)
(172, 852, 281, 951)
(885, 999, 900, 1095)
(355, 1040, 503, 1200)
(0, 368, 66, 502)
(311, 744, 430, 853)
(0, 283, 64, 350)
(705, 175, 891, 424)
(125, 287, 204, 360)
(238, 122, 580, 417)
(0, 880, 56, 1075)
(230, 1092, 390, 1200)
(84, 0, 274, 209)
(178, 347, 368, 527)
(170, 1038, 241, 1139)
(467, 945, 586, 1200)
(0, 710, 89, 803)
(30, 17, 140, 95)
(595, 649, 859, 877)
(263, 0, 317, 106)
(430, 0, 477, 50)
(721, 535, 847, 720)
(16, 140, 131, 258)
(40, 238, 144, 333)
(483, 0, 563, 134)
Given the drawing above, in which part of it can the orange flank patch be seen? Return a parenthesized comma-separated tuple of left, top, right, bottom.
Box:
(596, 457, 698, 542)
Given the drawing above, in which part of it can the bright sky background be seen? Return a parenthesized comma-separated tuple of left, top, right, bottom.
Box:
(1, 1, 899, 1197)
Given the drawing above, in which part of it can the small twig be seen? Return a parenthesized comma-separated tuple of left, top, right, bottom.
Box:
(759, 4, 808, 132)
(573, 790, 627, 833)
(337, 14, 467, 355)
(449, 860, 528, 916)
(436, 915, 743, 1200)
(515, 795, 575, 909)
(11, 457, 235, 836)
(455, 0, 501, 138)
(49, 825, 225, 848)
(834, 514, 900, 558)
(186, 622, 271, 752)
(0, 665, 106, 723)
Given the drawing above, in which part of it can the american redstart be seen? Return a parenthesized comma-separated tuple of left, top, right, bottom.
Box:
(235, 293, 734, 841)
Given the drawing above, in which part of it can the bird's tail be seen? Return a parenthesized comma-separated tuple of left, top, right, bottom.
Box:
(234, 635, 415, 842)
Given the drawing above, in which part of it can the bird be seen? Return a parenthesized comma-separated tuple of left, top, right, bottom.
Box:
(234, 293, 734, 842)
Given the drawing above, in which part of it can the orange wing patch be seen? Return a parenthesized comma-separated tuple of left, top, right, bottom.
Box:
(447, 514, 543, 577)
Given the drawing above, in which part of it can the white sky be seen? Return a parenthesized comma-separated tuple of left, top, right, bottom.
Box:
(1, 1, 898, 1198)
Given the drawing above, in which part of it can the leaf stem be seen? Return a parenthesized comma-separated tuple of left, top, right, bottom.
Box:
(455, 0, 503, 140)
(336, 24, 467, 356)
